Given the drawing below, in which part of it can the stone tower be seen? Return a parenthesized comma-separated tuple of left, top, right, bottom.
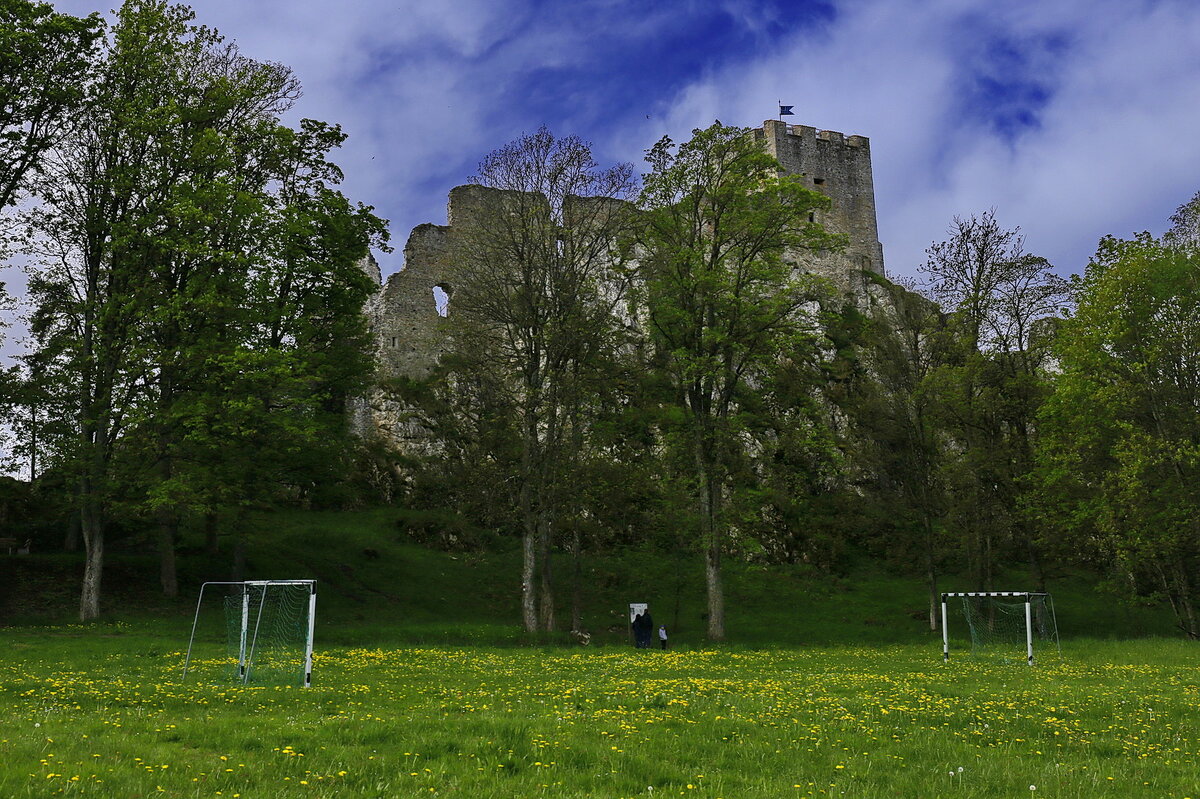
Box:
(754, 119, 885, 294)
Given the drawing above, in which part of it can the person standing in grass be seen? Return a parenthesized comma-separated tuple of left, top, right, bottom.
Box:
(658, 625, 668, 650)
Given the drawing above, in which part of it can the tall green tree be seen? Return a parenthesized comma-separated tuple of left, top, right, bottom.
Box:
(417, 128, 637, 633)
(184, 120, 386, 575)
(0, 0, 100, 417)
(23, 0, 384, 618)
(920, 210, 1065, 591)
(842, 281, 950, 629)
(122, 21, 301, 598)
(637, 122, 839, 640)
(1035, 231, 1200, 638)
(25, 0, 285, 615)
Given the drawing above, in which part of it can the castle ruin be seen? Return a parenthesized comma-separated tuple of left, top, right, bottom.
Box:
(352, 119, 892, 445)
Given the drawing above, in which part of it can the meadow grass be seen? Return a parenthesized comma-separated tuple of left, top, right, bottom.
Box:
(1, 623, 1196, 798)
(2, 508, 1190, 796)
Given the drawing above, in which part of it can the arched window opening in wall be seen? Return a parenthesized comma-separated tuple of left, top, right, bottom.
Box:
(433, 283, 452, 317)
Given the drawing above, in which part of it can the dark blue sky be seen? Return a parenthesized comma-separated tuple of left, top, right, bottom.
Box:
(355, 0, 840, 209)
(14, 0, 1200, 295)
(480, 0, 837, 132)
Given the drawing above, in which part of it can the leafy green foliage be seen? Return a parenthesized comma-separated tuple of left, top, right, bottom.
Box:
(398, 127, 638, 633)
(917, 211, 1066, 595)
(1035, 232, 1200, 637)
(636, 121, 840, 639)
(0, 0, 101, 210)
(20, 0, 386, 617)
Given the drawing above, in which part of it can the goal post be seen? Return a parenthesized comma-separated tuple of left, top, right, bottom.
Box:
(941, 591, 1060, 665)
(183, 580, 317, 687)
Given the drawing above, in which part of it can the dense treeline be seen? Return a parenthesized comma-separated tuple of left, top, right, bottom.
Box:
(390, 127, 1200, 640)
(2, 1, 1198, 638)
(1, 0, 387, 619)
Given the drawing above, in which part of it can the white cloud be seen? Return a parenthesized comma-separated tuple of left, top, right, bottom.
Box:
(10, 0, 1200, 362)
(43, 0, 586, 276)
(646, 0, 1200, 278)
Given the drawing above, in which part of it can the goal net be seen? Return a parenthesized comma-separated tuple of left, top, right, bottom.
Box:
(941, 592, 1060, 665)
(183, 580, 316, 687)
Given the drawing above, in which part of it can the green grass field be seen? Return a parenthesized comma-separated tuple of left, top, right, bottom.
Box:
(1, 625, 1197, 798)
(1, 509, 1195, 797)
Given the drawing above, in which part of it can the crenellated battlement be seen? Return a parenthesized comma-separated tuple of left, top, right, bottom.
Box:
(774, 124, 869, 149)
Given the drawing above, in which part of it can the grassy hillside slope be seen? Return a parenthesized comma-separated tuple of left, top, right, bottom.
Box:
(0, 508, 1179, 646)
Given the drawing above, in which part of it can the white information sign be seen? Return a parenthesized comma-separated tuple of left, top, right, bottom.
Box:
(628, 603, 648, 623)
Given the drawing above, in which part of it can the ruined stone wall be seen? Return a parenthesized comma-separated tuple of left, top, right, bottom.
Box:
(359, 222, 456, 447)
(352, 186, 527, 446)
(356, 118, 894, 449)
(376, 223, 453, 379)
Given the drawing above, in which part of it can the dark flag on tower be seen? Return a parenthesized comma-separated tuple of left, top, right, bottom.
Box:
(779, 104, 795, 117)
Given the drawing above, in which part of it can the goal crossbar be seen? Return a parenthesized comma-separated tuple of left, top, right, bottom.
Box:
(942, 592, 1047, 598)
(183, 580, 317, 687)
(940, 591, 1059, 665)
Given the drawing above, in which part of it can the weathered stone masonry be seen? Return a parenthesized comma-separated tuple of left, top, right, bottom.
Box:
(756, 119, 886, 294)
(353, 119, 892, 445)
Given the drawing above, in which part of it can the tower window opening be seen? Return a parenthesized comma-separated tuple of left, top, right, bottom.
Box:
(813, 177, 825, 185)
(808, 211, 816, 223)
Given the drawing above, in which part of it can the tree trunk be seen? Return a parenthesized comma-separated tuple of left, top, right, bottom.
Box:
(155, 369, 179, 597)
(924, 515, 939, 632)
(28, 402, 37, 482)
(521, 524, 538, 633)
(704, 534, 724, 640)
(77, 406, 109, 620)
(519, 405, 540, 633)
(79, 494, 104, 621)
(538, 509, 555, 632)
(1172, 559, 1199, 640)
(1180, 593, 1198, 640)
(80, 533, 104, 621)
(570, 526, 583, 633)
(697, 437, 724, 641)
(519, 426, 539, 633)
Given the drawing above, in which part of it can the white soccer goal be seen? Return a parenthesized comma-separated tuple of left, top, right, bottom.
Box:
(183, 580, 317, 687)
(941, 591, 1060, 665)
